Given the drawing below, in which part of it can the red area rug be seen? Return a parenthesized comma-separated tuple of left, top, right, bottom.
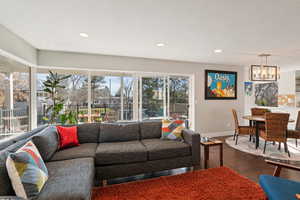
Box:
(92, 167, 266, 200)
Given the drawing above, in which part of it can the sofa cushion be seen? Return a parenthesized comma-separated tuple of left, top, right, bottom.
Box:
(95, 141, 147, 165)
(140, 120, 162, 139)
(0, 125, 47, 151)
(32, 126, 59, 161)
(77, 123, 100, 143)
(99, 122, 140, 143)
(38, 158, 94, 200)
(141, 139, 191, 160)
(50, 143, 97, 161)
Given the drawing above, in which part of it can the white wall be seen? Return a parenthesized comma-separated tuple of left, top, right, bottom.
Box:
(0, 24, 37, 65)
(243, 67, 299, 129)
(39, 50, 245, 134)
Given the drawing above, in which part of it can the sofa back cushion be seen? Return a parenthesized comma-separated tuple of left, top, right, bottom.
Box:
(140, 120, 162, 139)
(99, 122, 140, 143)
(77, 123, 100, 143)
(0, 150, 14, 196)
(0, 125, 47, 151)
(32, 126, 59, 161)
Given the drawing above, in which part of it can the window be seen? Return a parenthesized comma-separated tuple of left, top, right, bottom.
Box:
(123, 77, 135, 120)
(0, 60, 30, 136)
(0, 54, 193, 141)
(36, 69, 88, 126)
(91, 75, 121, 122)
(141, 77, 165, 119)
(168, 76, 189, 120)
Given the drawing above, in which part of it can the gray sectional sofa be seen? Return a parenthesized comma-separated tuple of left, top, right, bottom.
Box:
(0, 121, 200, 200)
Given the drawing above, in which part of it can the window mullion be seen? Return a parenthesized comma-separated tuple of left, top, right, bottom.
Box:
(87, 71, 92, 123)
(167, 76, 170, 118)
(139, 76, 142, 121)
(29, 67, 37, 130)
(120, 77, 124, 121)
(163, 76, 167, 118)
(189, 74, 195, 130)
(132, 76, 139, 121)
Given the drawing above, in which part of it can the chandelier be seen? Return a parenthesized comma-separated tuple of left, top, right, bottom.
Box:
(250, 54, 279, 81)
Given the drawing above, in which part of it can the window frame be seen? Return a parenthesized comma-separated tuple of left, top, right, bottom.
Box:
(33, 69, 194, 129)
(0, 52, 195, 135)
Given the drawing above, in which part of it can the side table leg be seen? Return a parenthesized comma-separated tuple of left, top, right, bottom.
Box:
(220, 143, 223, 166)
(204, 146, 209, 169)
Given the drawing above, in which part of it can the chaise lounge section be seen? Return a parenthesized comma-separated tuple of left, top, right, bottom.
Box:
(0, 120, 200, 200)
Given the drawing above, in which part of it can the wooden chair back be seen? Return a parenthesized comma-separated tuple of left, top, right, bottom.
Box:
(295, 111, 300, 131)
(251, 108, 271, 116)
(232, 109, 239, 130)
(265, 113, 290, 142)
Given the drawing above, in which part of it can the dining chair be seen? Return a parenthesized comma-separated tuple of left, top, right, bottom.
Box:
(251, 108, 271, 116)
(232, 109, 255, 145)
(251, 108, 271, 131)
(260, 113, 290, 156)
(287, 111, 300, 147)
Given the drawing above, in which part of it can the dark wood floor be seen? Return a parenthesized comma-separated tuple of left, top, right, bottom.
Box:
(107, 136, 300, 185)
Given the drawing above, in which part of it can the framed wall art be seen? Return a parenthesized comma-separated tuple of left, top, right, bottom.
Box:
(255, 82, 278, 107)
(205, 70, 237, 100)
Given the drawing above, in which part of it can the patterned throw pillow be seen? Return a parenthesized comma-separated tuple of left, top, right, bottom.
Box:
(6, 140, 48, 200)
(161, 119, 185, 140)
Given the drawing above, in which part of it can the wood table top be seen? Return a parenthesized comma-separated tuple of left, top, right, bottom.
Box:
(243, 115, 295, 123)
(200, 138, 223, 146)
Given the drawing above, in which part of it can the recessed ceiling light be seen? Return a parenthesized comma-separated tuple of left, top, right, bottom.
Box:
(214, 49, 223, 53)
(79, 33, 89, 38)
(156, 43, 165, 47)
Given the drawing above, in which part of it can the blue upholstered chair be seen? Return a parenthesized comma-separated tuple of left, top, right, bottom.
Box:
(259, 160, 300, 200)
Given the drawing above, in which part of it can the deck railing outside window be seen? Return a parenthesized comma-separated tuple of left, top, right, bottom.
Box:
(0, 107, 29, 136)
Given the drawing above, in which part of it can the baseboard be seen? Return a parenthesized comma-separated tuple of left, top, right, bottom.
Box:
(201, 131, 233, 138)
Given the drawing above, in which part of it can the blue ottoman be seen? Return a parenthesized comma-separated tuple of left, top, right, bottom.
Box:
(259, 175, 300, 200)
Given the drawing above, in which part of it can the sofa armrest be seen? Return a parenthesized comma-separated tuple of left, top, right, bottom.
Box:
(182, 129, 200, 166)
(0, 196, 25, 200)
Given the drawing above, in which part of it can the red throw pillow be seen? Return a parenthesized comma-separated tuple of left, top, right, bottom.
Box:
(56, 126, 79, 149)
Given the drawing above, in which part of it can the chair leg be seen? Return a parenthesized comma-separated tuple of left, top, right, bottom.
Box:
(235, 135, 239, 145)
(233, 130, 236, 140)
(278, 142, 281, 150)
(273, 141, 275, 145)
(249, 135, 252, 142)
(263, 141, 267, 154)
(296, 139, 298, 147)
(284, 142, 291, 157)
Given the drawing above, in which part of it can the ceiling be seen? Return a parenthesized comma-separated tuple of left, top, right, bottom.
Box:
(1, 0, 300, 68)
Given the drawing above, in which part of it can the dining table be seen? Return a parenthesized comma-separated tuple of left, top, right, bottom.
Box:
(242, 115, 295, 149)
